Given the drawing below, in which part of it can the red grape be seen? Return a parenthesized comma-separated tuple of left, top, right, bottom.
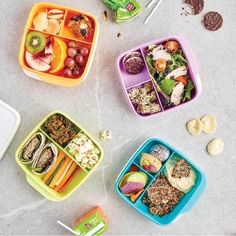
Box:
(75, 55, 85, 66)
(80, 47, 89, 57)
(67, 48, 77, 58)
(65, 57, 75, 68)
(64, 68, 73, 77)
(73, 67, 80, 76)
(67, 41, 77, 48)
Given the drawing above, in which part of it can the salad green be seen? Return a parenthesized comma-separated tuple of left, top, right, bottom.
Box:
(145, 40, 195, 107)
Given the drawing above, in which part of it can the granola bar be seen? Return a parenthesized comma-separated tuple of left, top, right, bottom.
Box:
(171, 160, 191, 178)
(143, 175, 184, 217)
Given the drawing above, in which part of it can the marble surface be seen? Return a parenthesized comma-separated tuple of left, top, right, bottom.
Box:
(0, 0, 236, 235)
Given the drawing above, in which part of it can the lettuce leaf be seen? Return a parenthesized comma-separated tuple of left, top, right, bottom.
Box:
(183, 80, 194, 101)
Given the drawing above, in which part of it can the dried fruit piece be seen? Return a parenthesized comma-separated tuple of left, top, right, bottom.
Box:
(207, 138, 224, 156)
(45, 19, 60, 34)
(187, 119, 202, 136)
(201, 115, 217, 134)
(33, 11, 48, 31)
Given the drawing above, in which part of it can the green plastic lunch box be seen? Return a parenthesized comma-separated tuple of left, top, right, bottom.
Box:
(15, 111, 104, 201)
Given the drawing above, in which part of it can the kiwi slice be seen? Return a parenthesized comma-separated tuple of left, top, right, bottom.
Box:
(25, 31, 46, 54)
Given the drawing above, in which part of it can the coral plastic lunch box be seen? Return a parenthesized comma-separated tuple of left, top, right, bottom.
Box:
(19, 2, 99, 87)
(115, 138, 206, 225)
(15, 111, 104, 201)
(117, 36, 202, 118)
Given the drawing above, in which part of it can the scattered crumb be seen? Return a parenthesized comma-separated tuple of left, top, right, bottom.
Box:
(100, 130, 112, 141)
(103, 10, 108, 21)
(117, 33, 121, 38)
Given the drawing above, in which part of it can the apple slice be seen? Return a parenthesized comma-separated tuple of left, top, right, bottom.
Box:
(25, 51, 51, 72)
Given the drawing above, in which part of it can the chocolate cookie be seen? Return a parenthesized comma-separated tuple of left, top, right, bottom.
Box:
(124, 57, 144, 74)
(185, 0, 204, 15)
(123, 51, 142, 63)
(203, 11, 223, 31)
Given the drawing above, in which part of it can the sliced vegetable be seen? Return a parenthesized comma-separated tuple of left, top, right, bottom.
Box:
(54, 160, 73, 187)
(54, 162, 78, 192)
(58, 168, 81, 193)
(159, 79, 175, 96)
(130, 189, 144, 202)
(154, 59, 167, 72)
(164, 40, 179, 53)
(176, 76, 188, 87)
(49, 157, 71, 188)
(43, 151, 65, 184)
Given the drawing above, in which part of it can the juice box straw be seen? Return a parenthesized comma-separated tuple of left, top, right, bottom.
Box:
(146, 0, 157, 8)
(144, 0, 162, 24)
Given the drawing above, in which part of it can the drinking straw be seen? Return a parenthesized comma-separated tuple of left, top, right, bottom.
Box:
(146, 0, 157, 8)
(57, 220, 81, 235)
(144, 0, 162, 24)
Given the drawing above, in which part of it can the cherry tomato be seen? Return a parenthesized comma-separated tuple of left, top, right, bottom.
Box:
(129, 165, 139, 172)
(176, 76, 188, 87)
(164, 40, 179, 52)
(154, 59, 167, 72)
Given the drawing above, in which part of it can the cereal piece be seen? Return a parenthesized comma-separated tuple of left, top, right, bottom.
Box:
(171, 160, 191, 178)
(201, 115, 217, 134)
(187, 119, 202, 136)
(207, 138, 224, 156)
(100, 130, 112, 141)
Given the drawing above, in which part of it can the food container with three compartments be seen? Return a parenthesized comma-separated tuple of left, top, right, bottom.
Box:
(15, 111, 104, 201)
(117, 36, 202, 118)
(115, 138, 206, 225)
(19, 2, 99, 87)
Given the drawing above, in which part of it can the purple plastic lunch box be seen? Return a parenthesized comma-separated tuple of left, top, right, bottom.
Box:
(116, 36, 202, 118)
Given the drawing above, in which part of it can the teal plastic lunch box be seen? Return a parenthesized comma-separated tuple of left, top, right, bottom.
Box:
(115, 138, 206, 225)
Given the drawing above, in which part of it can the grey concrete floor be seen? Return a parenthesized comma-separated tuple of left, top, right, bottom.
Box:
(0, 0, 236, 235)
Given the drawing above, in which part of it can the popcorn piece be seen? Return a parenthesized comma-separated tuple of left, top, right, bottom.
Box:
(100, 130, 112, 141)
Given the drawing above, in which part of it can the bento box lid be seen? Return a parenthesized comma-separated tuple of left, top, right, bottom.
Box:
(0, 100, 21, 160)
